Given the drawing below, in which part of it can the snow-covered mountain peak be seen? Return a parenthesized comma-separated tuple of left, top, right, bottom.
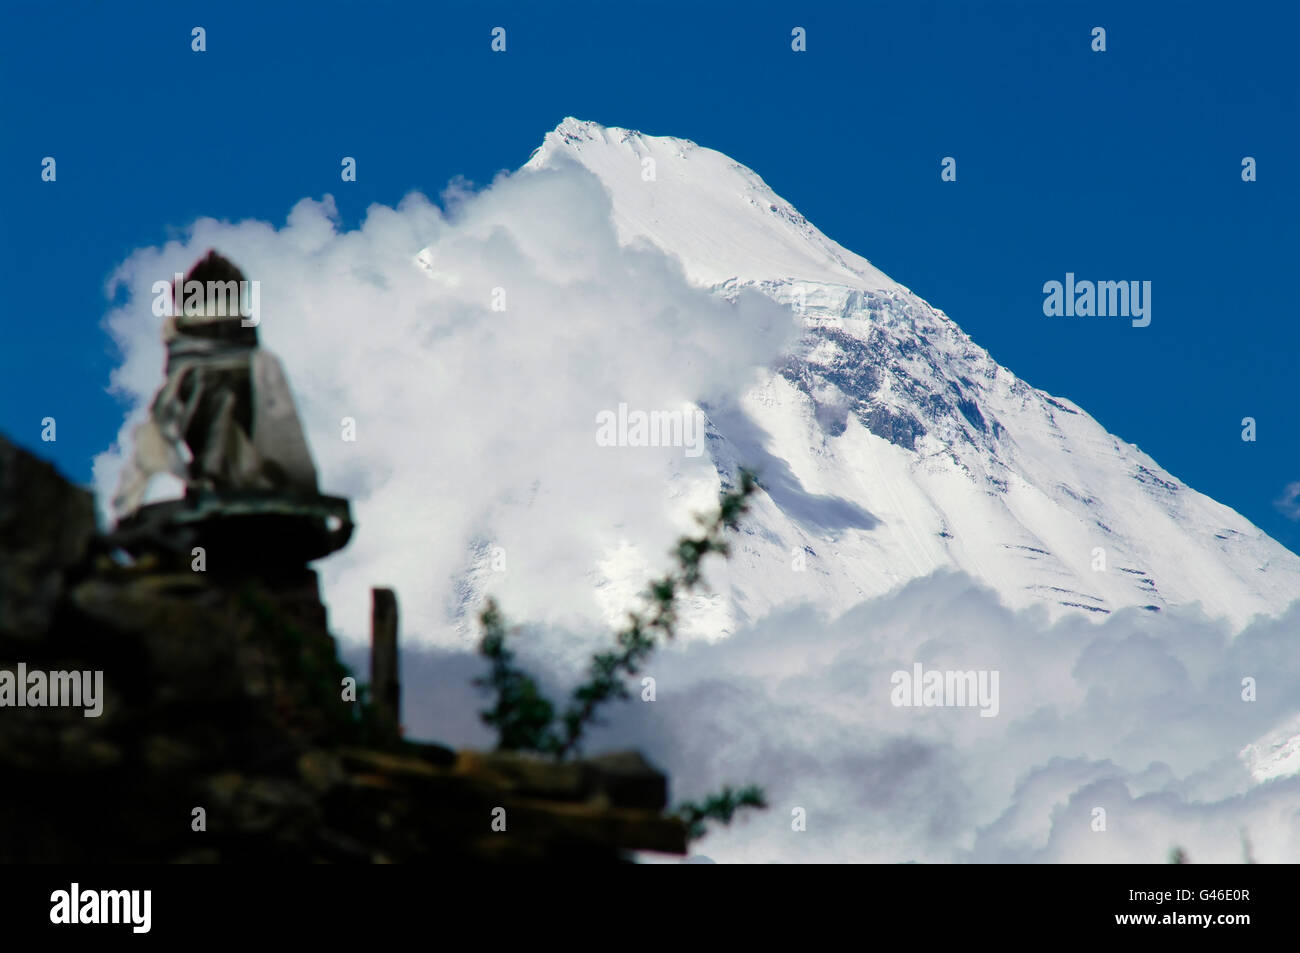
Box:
(431, 119, 1300, 634)
(526, 118, 900, 292)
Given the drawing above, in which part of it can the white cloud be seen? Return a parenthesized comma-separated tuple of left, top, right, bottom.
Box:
(1276, 482, 1300, 520)
(390, 571, 1300, 863)
(96, 162, 1300, 864)
(93, 163, 797, 651)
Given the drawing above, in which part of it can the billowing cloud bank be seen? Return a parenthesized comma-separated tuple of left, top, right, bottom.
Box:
(94, 160, 795, 650)
(390, 571, 1300, 864)
(97, 164, 1299, 863)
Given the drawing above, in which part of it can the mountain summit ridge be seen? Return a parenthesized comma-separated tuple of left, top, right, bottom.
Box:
(445, 119, 1300, 632)
(525, 117, 900, 292)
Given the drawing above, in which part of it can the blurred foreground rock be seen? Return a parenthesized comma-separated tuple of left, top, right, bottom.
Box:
(0, 433, 686, 862)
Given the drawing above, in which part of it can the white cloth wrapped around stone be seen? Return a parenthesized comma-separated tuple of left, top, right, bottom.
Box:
(113, 332, 319, 518)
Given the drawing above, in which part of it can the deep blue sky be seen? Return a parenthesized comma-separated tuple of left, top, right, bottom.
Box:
(3, 0, 1297, 551)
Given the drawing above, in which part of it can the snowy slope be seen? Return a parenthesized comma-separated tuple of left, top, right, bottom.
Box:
(436, 118, 1300, 634)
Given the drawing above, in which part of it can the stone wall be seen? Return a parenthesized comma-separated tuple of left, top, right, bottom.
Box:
(0, 434, 686, 862)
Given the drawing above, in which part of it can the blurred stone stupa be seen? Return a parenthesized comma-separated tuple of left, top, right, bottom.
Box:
(110, 251, 352, 568)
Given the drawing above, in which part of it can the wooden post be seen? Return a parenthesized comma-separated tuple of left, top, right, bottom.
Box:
(370, 587, 400, 737)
